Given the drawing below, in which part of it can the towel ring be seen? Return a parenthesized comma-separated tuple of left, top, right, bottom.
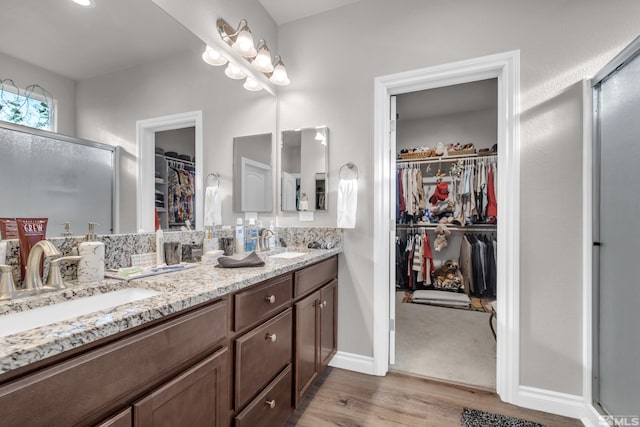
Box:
(206, 173, 220, 188)
(339, 162, 359, 180)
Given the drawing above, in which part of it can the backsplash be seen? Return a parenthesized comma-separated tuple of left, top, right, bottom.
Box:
(1, 227, 342, 286)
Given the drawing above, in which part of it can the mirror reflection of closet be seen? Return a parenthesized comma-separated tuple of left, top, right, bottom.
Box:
(154, 127, 196, 230)
(233, 133, 273, 212)
(281, 126, 328, 212)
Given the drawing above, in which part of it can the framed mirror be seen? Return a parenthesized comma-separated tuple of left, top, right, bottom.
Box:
(280, 126, 328, 212)
(233, 133, 273, 212)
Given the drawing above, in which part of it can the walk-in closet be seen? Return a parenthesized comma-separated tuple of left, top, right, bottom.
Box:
(154, 127, 196, 230)
(391, 79, 498, 390)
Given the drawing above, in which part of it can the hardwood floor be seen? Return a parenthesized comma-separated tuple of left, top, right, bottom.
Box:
(288, 368, 583, 427)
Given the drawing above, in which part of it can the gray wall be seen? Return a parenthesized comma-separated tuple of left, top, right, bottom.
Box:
(75, 49, 276, 233)
(397, 109, 497, 152)
(276, 0, 640, 396)
(0, 52, 76, 136)
(155, 127, 196, 159)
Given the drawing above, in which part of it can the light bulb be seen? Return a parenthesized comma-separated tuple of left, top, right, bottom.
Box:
(201, 46, 227, 66)
(252, 41, 274, 73)
(72, 0, 95, 7)
(224, 63, 247, 80)
(270, 58, 290, 86)
(243, 77, 263, 92)
(232, 25, 257, 57)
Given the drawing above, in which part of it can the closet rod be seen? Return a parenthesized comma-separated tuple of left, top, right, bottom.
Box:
(396, 153, 496, 166)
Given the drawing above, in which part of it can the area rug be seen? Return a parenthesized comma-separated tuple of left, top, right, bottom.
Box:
(460, 408, 548, 427)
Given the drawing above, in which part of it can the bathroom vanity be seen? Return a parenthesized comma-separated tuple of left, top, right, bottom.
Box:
(0, 250, 340, 427)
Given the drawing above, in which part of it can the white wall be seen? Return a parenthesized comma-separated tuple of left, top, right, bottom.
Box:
(276, 0, 640, 397)
(0, 52, 76, 136)
(397, 109, 497, 152)
(75, 49, 276, 233)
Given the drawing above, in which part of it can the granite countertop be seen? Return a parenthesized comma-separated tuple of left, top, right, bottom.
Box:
(0, 248, 341, 376)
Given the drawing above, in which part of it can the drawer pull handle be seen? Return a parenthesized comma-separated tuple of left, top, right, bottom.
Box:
(323, 300, 327, 308)
(265, 332, 277, 342)
(265, 399, 276, 409)
(265, 295, 276, 304)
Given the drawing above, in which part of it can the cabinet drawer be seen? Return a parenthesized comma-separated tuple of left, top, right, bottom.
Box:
(294, 256, 337, 298)
(235, 309, 292, 410)
(233, 274, 292, 332)
(234, 365, 292, 427)
(0, 299, 227, 427)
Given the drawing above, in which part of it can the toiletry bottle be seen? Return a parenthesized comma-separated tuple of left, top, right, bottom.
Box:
(156, 228, 164, 266)
(77, 222, 105, 283)
(269, 221, 277, 249)
(235, 218, 245, 253)
(245, 218, 258, 252)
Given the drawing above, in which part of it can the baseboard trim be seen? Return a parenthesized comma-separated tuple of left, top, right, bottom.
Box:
(515, 385, 591, 422)
(328, 351, 375, 375)
(580, 404, 607, 427)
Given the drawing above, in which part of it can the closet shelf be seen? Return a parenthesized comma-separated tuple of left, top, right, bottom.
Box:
(396, 153, 496, 165)
(396, 223, 496, 232)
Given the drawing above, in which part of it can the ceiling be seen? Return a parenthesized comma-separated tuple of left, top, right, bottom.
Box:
(0, 0, 361, 82)
(258, 0, 362, 25)
(396, 79, 498, 121)
(0, 0, 201, 81)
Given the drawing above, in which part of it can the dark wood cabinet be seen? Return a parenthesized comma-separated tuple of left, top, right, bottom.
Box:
(133, 348, 229, 427)
(319, 279, 338, 368)
(234, 365, 293, 427)
(97, 409, 132, 427)
(1, 255, 339, 427)
(294, 290, 320, 404)
(234, 309, 292, 410)
(293, 257, 339, 407)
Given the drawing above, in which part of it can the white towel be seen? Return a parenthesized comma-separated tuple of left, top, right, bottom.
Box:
(204, 186, 222, 227)
(337, 178, 358, 228)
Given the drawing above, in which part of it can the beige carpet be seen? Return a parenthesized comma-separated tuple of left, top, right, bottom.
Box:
(391, 291, 496, 389)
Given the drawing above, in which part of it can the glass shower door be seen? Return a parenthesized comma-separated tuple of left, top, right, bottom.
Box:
(593, 39, 640, 417)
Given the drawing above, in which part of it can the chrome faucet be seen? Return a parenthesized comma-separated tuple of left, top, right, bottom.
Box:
(259, 228, 275, 252)
(24, 240, 62, 295)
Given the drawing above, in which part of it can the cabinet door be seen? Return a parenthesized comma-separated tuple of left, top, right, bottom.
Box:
(96, 408, 132, 427)
(294, 290, 320, 406)
(319, 279, 338, 368)
(133, 348, 229, 427)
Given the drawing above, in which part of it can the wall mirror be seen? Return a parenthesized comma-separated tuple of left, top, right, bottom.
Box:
(233, 133, 273, 212)
(280, 126, 328, 212)
(0, 0, 277, 233)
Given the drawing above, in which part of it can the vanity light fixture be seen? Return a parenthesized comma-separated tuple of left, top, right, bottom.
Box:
(201, 46, 227, 66)
(253, 41, 274, 73)
(269, 56, 290, 86)
(243, 77, 263, 92)
(224, 63, 247, 80)
(200, 18, 289, 93)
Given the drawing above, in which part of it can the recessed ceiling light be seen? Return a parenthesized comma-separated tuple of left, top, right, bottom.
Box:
(72, 0, 95, 7)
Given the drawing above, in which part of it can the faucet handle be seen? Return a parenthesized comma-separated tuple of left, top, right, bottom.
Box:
(45, 256, 82, 291)
(0, 265, 18, 301)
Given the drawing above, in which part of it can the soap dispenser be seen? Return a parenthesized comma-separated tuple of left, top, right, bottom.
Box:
(77, 222, 105, 284)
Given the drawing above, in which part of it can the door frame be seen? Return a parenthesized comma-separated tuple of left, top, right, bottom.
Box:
(136, 111, 203, 232)
(372, 50, 521, 403)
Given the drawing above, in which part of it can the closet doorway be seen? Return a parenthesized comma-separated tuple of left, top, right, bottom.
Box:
(372, 51, 520, 402)
(391, 80, 498, 390)
(136, 111, 203, 232)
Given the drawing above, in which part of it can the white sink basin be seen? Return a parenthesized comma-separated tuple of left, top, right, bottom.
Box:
(269, 251, 306, 259)
(0, 288, 161, 338)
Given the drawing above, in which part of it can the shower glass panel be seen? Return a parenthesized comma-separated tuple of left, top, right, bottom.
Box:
(593, 42, 640, 417)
